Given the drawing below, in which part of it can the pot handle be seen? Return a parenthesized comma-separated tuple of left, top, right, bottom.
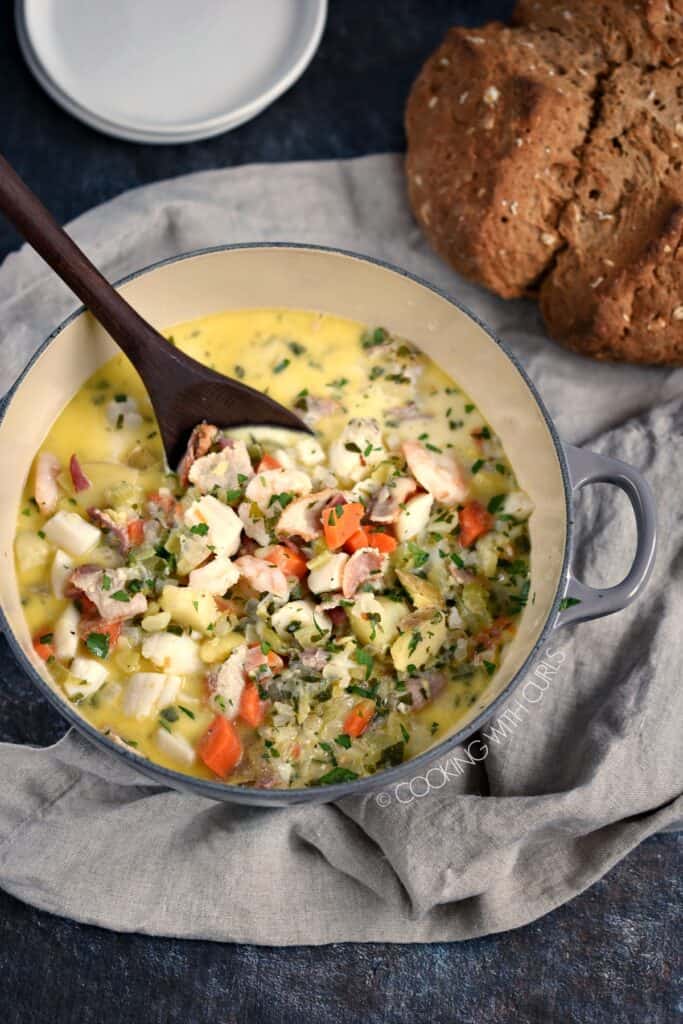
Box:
(554, 443, 657, 628)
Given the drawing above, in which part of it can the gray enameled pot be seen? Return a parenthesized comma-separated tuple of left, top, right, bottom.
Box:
(0, 245, 657, 805)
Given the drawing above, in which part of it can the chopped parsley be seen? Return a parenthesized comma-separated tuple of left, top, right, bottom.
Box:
(354, 647, 374, 680)
(85, 632, 110, 659)
(487, 494, 506, 515)
(317, 766, 359, 785)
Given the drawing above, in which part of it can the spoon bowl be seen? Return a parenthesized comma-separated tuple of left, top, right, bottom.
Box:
(0, 154, 311, 468)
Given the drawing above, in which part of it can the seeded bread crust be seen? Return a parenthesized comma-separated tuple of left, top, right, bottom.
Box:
(405, 1, 683, 364)
(405, 24, 601, 299)
(513, 0, 683, 69)
(539, 64, 683, 363)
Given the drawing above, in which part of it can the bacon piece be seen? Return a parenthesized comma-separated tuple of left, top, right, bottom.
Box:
(404, 671, 446, 710)
(69, 454, 91, 493)
(341, 547, 385, 599)
(177, 423, 219, 486)
(88, 508, 134, 554)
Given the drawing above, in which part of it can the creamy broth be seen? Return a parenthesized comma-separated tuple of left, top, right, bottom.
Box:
(15, 310, 532, 787)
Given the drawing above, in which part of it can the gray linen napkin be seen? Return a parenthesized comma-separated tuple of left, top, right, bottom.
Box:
(0, 155, 681, 944)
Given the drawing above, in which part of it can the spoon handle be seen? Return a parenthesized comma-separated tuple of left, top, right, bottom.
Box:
(0, 153, 166, 358)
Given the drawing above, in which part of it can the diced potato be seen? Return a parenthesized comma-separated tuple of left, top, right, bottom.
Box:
(160, 585, 217, 633)
(52, 603, 80, 661)
(199, 631, 246, 664)
(390, 608, 447, 672)
(154, 727, 196, 766)
(460, 582, 492, 632)
(396, 569, 443, 609)
(43, 510, 101, 556)
(125, 443, 159, 470)
(307, 552, 348, 595)
(271, 600, 332, 647)
(349, 595, 410, 652)
(475, 533, 500, 578)
(141, 611, 172, 633)
(142, 632, 203, 674)
(176, 533, 211, 575)
(50, 549, 74, 598)
(14, 531, 51, 574)
(395, 493, 433, 542)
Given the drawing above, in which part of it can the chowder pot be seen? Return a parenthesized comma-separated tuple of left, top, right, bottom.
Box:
(0, 245, 657, 805)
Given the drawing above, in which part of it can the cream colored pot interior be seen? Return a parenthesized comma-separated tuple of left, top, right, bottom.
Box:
(0, 247, 567, 748)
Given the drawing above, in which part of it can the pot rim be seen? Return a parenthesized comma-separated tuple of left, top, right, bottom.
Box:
(0, 242, 572, 804)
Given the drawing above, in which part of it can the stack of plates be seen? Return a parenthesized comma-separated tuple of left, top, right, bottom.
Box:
(15, 0, 327, 143)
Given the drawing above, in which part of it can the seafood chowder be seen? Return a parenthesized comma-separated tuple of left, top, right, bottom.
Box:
(15, 310, 533, 788)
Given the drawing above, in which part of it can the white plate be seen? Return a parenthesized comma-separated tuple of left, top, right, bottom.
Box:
(15, 0, 327, 143)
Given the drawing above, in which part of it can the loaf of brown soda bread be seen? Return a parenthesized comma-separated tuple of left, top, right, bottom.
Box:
(405, 0, 683, 365)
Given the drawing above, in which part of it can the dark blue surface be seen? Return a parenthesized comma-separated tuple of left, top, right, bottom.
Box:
(0, 2, 679, 1022)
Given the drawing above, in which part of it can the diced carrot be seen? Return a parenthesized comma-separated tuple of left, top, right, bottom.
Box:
(343, 698, 376, 738)
(69, 454, 91, 492)
(126, 518, 145, 547)
(239, 681, 267, 728)
(32, 631, 54, 661)
(291, 743, 301, 760)
(344, 528, 369, 554)
(198, 715, 243, 778)
(78, 617, 123, 650)
(323, 502, 365, 550)
(77, 594, 99, 617)
(265, 543, 307, 579)
(367, 530, 397, 554)
(257, 453, 281, 472)
(459, 501, 493, 547)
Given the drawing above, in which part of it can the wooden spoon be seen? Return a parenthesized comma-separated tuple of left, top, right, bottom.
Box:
(0, 154, 311, 468)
